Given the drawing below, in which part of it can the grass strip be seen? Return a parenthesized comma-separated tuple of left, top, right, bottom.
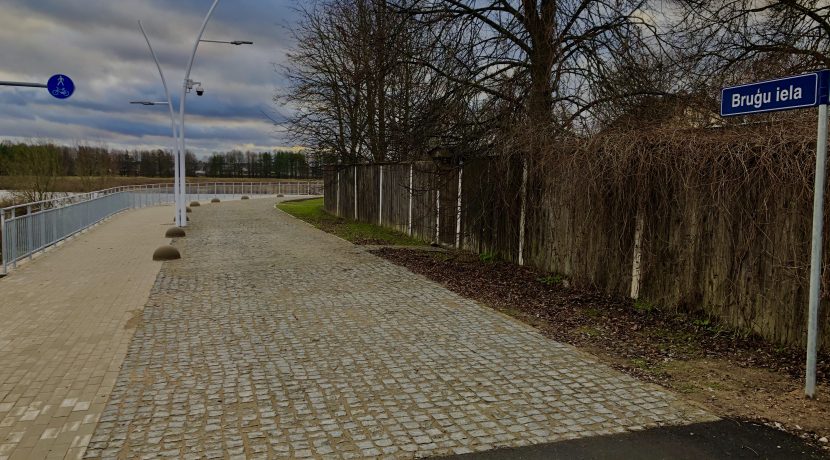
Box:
(277, 197, 425, 246)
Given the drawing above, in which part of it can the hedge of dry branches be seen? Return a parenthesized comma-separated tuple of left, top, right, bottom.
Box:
(517, 113, 827, 344)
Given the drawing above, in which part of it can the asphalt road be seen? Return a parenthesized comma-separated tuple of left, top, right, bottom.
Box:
(443, 419, 828, 459)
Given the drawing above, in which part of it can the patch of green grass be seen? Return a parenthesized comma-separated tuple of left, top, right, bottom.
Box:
(277, 198, 425, 246)
(627, 358, 668, 378)
(538, 274, 564, 286)
(674, 382, 699, 394)
(633, 298, 659, 315)
(576, 325, 601, 337)
(629, 358, 650, 370)
(583, 307, 601, 318)
(479, 252, 498, 263)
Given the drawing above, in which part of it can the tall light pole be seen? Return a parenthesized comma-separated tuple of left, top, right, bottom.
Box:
(137, 20, 183, 224)
(137, 2, 252, 227)
(176, 1, 253, 227)
(176, 0, 221, 228)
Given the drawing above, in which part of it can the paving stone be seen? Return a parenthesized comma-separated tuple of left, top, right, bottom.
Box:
(0, 206, 173, 460)
(80, 199, 715, 458)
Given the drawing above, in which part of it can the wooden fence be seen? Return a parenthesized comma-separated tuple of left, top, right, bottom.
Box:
(323, 159, 830, 349)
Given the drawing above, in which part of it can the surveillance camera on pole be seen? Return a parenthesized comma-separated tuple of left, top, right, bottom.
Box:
(186, 80, 205, 96)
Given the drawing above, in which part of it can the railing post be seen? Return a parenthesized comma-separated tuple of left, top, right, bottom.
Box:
(27, 205, 33, 260)
(52, 204, 57, 247)
(40, 206, 46, 253)
(1, 208, 6, 275)
(11, 207, 17, 269)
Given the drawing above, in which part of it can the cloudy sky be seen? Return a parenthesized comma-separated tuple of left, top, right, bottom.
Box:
(0, 0, 302, 156)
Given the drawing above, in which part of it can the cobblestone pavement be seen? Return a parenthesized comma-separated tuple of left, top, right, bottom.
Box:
(85, 198, 716, 459)
(0, 206, 173, 460)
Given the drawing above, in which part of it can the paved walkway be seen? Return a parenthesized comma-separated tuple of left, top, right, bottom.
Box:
(84, 199, 714, 459)
(0, 206, 173, 460)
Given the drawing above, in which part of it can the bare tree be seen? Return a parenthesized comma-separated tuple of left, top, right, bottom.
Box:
(3, 142, 61, 203)
(397, 0, 669, 141)
(680, 0, 830, 79)
(280, 0, 488, 164)
(75, 144, 112, 192)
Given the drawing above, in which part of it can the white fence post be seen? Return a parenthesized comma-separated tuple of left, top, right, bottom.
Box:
(378, 165, 384, 226)
(354, 166, 358, 220)
(518, 159, 528, 266)
(630, 208, 646, 299)
(436, 189, 441, 244)
(408, 164, 414, 236)
(456, 164, 463, 249)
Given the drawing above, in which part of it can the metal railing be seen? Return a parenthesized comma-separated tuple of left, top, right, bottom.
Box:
(1, 180, 322, 275)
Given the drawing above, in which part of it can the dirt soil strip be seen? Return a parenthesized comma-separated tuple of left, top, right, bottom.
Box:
(371, 247, 830, 451)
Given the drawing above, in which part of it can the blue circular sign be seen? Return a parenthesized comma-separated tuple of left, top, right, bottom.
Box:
(47, 74, 74, 99)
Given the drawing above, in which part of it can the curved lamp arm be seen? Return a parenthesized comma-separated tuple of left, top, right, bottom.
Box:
(138, 20, 180, 220)
(177, 0, 221, 227)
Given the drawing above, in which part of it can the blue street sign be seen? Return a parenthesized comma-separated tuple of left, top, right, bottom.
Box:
(47, 74, 74, 99)
(721, 70, 830, 116)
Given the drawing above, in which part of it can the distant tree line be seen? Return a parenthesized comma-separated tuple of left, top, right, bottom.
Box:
(0, 142, 320, 179)
(205, 151, 319, 178)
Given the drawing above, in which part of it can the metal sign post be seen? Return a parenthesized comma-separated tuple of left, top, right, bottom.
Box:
(807, 102, 828, 398)
(0, 74, 75, 100)
(722, 70, 830, 398)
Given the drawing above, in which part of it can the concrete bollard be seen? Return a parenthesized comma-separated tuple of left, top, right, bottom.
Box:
(165, 227, 186, 238)
(152, 245, 181, 261)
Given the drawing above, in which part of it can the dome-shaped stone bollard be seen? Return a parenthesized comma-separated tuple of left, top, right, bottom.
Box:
(165, 227, 186, 238)
(152, 245, 181, 261)
(241, 195, 250, 200)
(211, 198, 220, 203)
(190, 201, 201, 207)
(276, 194, 285, 198)
(186, 206, 192, 213)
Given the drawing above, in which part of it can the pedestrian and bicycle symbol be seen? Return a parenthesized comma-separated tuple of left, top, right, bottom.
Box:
(47, 74, 74, 99)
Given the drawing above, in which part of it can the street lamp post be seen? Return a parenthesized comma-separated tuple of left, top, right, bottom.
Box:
(176, 0, 222, 227)
(136, 2, 252, 227)
(138, 20, 184, 226)
(176, 1, 253, 227)
(199, 40, 254, 46)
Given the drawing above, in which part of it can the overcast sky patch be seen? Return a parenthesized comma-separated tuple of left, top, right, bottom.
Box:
(0, 0, 300, 157)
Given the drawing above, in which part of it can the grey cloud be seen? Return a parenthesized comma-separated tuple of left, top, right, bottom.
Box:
(0, 0, 297, 156)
